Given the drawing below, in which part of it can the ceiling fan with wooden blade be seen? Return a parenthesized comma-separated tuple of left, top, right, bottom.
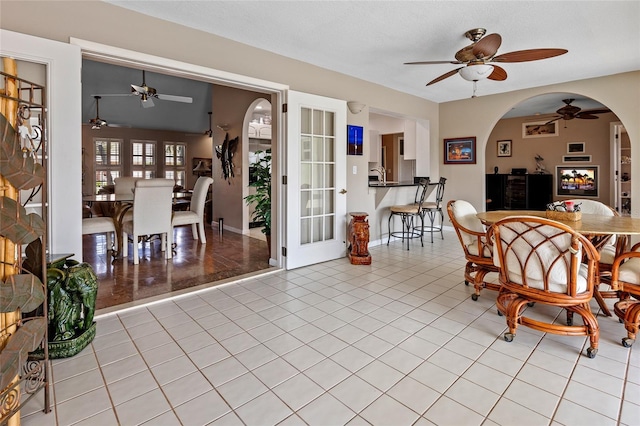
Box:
(95, 70, 193, 108)
(405, 28, 567, 92)
(545, 98, 611, 124)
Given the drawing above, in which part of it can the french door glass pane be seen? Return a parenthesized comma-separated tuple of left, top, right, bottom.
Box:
(324, 215, 334, 240)
(300, 218, 311, 244)
(299, 106, 336, 246)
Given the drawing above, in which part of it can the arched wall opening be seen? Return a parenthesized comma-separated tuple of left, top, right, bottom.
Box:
(483, 92, 627, 212)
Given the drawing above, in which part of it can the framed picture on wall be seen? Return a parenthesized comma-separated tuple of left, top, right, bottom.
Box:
(522, 121, 559, 138)
(567, 142, 585, 153)
(444, 137, 476, 164)
(347, 124, 364, 155)
(497, 140, 512, 157)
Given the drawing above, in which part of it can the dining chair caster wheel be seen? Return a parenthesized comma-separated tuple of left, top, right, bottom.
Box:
(586, 347, 597, 358)
(619, 318, 624, 324)
(471, 294, 478, 301)
(464, 280, 469, 286)
(527, 302, 535, 307)
(622, 338, 635, 348)
(504, 333, 514, 342)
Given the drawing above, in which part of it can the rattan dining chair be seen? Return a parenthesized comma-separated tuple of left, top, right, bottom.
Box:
(566, 200, 629, 314)
(447, 200, 500, 301)
(609, 242, 640, 348)
(491, 215, 600, 358)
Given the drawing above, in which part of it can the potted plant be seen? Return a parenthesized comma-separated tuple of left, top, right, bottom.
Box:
(245, 149, 272, 255)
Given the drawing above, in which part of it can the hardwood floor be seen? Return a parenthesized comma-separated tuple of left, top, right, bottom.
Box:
(82, 224, 275, 312)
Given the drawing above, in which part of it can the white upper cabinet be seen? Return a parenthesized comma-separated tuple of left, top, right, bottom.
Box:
(369, 129, 380, 163)
(249, 123, 271, 140)
(403, 120, 417, 160)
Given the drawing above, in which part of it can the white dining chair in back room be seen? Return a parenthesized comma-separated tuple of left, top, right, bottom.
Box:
(172, 176, 213, 243)
(122, 178, 174, 264)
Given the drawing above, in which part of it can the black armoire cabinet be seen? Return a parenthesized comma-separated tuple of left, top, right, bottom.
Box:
(486, 174, 552, 211)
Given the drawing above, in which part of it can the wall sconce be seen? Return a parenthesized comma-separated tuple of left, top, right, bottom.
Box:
(217, 124, 230, 132)
(347, 101, 365, 114)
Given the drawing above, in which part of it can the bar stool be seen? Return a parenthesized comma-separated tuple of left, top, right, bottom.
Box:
(417, 177, 447, 243)
(387, 178, 430, 250)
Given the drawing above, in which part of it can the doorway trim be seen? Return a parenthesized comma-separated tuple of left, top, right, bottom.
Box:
(70, 37, 288, 268)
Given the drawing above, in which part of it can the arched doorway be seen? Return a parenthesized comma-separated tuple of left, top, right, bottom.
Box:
(243, 98, 272, 238)
(485, 93, 627, 212)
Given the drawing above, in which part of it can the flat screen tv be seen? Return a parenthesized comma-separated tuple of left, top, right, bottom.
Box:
(347, 125, 363, 156)
(556, 165, 599, 197)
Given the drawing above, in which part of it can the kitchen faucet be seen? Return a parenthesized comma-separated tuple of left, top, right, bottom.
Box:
(370, 166, 386, 184)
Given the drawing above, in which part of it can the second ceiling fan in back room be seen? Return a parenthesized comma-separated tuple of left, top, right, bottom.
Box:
(94, 70, 193, 108)
(545, 98, 611, 125)
(405, 28, 568, 97)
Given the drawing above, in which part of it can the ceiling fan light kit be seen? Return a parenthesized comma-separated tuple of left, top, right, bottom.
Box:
(405, 27, 568, 97)
(458, 64, 494, 81)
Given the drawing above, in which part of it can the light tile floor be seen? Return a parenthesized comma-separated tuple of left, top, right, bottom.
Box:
(20, 231, 639, 425)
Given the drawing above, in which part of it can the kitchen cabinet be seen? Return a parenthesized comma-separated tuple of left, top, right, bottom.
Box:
(369, 129, 380, 163)
(486, 174, 552, 211)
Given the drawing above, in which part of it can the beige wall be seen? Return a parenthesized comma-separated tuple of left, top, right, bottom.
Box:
(487, 111, 619, 205)
(1, 1, 439, 245)
(440, 72, 640, 221)
(211, 85, 266, 232)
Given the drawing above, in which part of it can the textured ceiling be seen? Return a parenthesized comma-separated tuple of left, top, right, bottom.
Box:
(106, 1, 640, 104)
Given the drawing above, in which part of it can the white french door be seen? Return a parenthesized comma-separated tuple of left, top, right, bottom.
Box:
(285, 91, 347, 269)
(1, 30, 82, 257)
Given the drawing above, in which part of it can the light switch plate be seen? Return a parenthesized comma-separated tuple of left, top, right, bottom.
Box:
(352, 166, 357, 175)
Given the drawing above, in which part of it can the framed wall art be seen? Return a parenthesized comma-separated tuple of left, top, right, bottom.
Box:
(567, 142, 585, 153)
(444, 137, 476, 165)
(347, 124, 363, 155)
(522, 121, 559, 138)
(497, 140, 512, 157)
(562, 155, 592, 163)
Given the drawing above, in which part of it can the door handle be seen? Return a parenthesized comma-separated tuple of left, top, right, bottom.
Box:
(339, 189, 347, 194)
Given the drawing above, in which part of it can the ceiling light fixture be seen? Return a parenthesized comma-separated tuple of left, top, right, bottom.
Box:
(458, 64, 495, 98)
(458, 64, 494, 82)
(89, 95, 108, 130)
(204, 112, 213, 137)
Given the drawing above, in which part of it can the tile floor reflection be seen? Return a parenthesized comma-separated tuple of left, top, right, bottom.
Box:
(21, 230, 639, 425)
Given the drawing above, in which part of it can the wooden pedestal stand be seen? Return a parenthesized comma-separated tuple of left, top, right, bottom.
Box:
(347, 212, 371, 265)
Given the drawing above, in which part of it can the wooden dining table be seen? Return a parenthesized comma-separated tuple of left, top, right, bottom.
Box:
(476, 209, 640, 316)
(476, 210, 640, 238)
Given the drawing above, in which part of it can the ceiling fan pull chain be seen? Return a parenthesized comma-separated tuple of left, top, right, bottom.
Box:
(472, 80, 478, 98)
